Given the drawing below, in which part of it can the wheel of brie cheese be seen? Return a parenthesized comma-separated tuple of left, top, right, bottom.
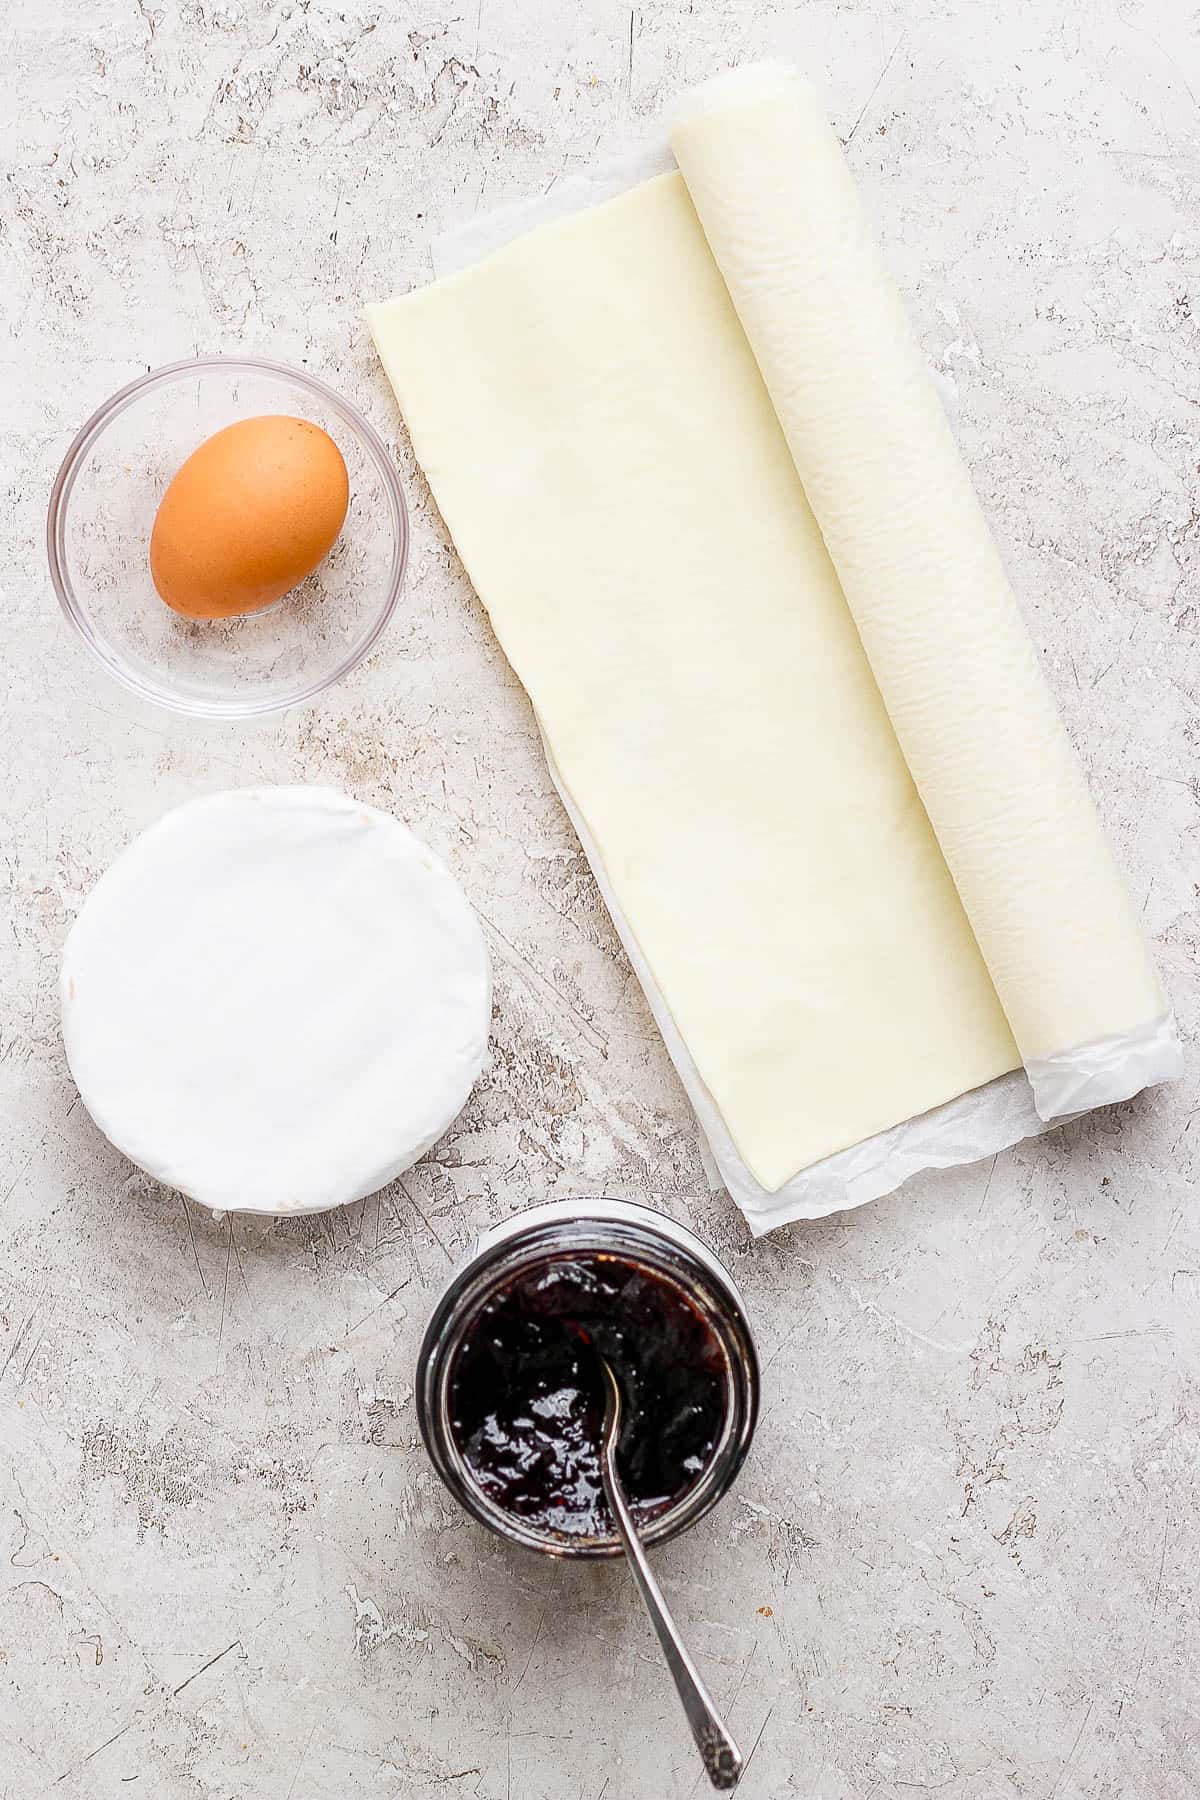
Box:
(61, 787, 492, 1215)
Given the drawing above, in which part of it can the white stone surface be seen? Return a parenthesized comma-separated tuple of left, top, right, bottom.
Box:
(2, 3, 1198, 1796)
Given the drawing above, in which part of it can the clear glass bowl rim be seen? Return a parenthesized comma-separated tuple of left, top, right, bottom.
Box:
(45, 354, 409, 721)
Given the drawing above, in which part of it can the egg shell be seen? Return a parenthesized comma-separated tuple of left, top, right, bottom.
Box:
(150, 415, 350, 620)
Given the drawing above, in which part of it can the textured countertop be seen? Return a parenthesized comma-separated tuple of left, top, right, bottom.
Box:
(2, 3, 1198, 1796)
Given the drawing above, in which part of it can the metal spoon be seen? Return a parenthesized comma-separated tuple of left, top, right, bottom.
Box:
(597, 1355, 743, 1791)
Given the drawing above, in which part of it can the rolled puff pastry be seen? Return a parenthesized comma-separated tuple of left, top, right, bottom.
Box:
(367, 64, 1176, 1195)
(669, 65, 1168, 1097)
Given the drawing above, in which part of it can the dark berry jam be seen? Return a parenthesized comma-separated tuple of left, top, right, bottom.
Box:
(448, 1252, 728, 1540)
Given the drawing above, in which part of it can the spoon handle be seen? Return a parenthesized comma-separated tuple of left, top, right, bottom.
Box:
(598, 1391, 743, 1789)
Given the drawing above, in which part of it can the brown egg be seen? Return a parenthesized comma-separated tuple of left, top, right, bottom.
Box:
(150, 415, 349, 620)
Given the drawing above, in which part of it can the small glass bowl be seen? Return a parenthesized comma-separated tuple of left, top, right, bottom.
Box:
(46, 356, 408, 719)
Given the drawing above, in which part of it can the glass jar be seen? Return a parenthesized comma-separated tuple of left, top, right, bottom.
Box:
(416, 1197, 759, 1558)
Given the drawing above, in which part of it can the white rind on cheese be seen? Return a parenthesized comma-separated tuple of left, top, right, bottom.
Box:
(61, 786, 491, 1215)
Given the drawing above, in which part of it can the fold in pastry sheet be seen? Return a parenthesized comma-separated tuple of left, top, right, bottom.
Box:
(669, 66, 1173, 1114)
(368, 66, 1176, 1203)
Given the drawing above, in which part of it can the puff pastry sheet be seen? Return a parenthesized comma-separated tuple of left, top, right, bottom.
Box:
(369, 65, 1175, 1213)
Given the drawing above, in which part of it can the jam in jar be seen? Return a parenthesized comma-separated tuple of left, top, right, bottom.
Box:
(416, 1198, 759, 1558)
(448, 1250, 728, 1540)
